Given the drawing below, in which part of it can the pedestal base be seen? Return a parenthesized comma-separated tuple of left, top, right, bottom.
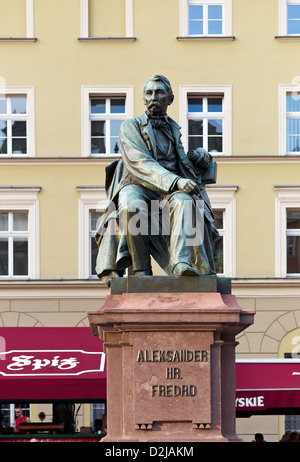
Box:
(88, 277, 254, 442)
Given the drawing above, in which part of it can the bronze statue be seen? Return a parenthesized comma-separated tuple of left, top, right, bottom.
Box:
(95, 75, 218, 285)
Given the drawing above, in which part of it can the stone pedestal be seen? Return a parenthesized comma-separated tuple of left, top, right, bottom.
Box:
(88, 276, 254, 442)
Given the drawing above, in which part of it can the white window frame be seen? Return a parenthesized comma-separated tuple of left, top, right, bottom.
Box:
(81, 85, 134, 157)
(0, 187, 40, 279)
(0, 86, 35, 157)
(275, 186, 300, 277)
(80, 0, 134, 38)
(77, 187, 107, 278)
(179, 0, 232, 37)
(278, 0, 300, 38)
(278, 83, 300, 155)
(207, 186, 237, 277)
(179, 84, 232, 155)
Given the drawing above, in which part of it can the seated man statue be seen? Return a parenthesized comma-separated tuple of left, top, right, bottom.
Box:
(95, 75, 219, 286)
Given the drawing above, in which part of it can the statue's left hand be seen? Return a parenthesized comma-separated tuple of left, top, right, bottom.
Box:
(177, 178, 200, 195)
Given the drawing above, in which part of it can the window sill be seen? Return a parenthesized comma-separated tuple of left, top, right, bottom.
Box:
(275, 35, 300, 41)
(0, 37, 37, 42)
(177, 35, 235, 42)
(78, 37, 136, 42)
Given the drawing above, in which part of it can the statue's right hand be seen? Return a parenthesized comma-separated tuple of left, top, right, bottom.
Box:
(177, 178, 200, 195)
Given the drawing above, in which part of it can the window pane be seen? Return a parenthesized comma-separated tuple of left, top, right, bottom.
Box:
(287, 118, 300, 134)
(91, 98, 106, 114)
(110, 98, 125, 114)
(189, 119, 203, 136)
(12, 121, 26, 137)
(208, 119, 223, 135)
(208, 20, 223, 34)
(91, 237, 98, 275)
(208, 136, 223, 152)
(0, 98, 7, 114)
(188, 97, 203, 113)
(288, 5, 300, 19)
(91, 121, 105, 136)
(287, 135, 300, 152)
(288, 19, 300, 34)
(213, 210, 223, 229)
(11, 96, 26, 114)
(212, 235, 223, 273)
(12, 138, 27, 154)
(287, 236, 300, 273)
(287, 209, 300, 229)
(110, 137, 121, 154)
(0, 138, 7, 154)
(0, 212, 8, 231)
(287, 93, 300, 112)
(189, 5, 203, 20)
(91, 138, 105, 154)
(0, 121, 7, 137)
(208, 5, 222, 19)
(90, 211, 102, 231)
(13, 212, 28, 231)
(189, 21, 203, 35)
(110, 120, 123, 137)
(208, 98, 223, 112)
(13, 239, 28, 276)
(0, 239, 8, 275)
(188, 136, 203, 150)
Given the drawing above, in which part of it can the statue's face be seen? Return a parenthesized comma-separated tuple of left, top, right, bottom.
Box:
(144, 80, 171, 117)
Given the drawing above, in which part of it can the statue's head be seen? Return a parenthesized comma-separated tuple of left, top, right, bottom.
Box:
(143, 75, 174, 117)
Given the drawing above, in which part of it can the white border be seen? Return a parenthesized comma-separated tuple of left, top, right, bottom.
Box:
(77, 187, 107, 278)
(81, 85, 134, 157)
(207, 186, 237, 277)
(275, 186, 300, 277)
(179, 84, 232, 155)
(26, 0, 35, 38)
(0, 187, 40, 279)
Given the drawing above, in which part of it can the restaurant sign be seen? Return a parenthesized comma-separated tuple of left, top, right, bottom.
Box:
(0, 349, 105, 376)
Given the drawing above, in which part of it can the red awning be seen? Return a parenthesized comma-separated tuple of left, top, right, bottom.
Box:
(0, 327, 106, 401)
(236, 359, 300, 414)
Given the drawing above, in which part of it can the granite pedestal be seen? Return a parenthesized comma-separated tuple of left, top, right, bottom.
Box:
(88, 276, 255, 442)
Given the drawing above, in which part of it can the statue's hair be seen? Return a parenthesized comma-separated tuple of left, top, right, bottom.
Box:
(143, 75, 174, 103)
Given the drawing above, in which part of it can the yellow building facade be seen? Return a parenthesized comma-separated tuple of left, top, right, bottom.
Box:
(1, 0, 300, 441)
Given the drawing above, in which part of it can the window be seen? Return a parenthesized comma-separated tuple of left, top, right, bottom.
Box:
(0, 87, 35, 157)
(81, 85, 134, 157)
(187, 95, 224, 154)
(286, 92, 300, 153)
(90, 96, 126, 155)
(286, 209, 300, 274)
(0, 0, 35, 41)
(212, 209, 224, 273)
(79, 0, 135, 40)
(278, 0, 300, 37)
(207, 186, 237, 277)
(188, 1, 223, 35)
(77, 187, 106, 278)
(0, 211, 29, 276)
(275, 186, 300, 277)
(179, 84, 232, 155)
(90, 210, 102, 276)
(279, 84, 300, 155)
(179, 0, 233, 39)
(0, 187, 40, 279)
(0, 95, 27, 156)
